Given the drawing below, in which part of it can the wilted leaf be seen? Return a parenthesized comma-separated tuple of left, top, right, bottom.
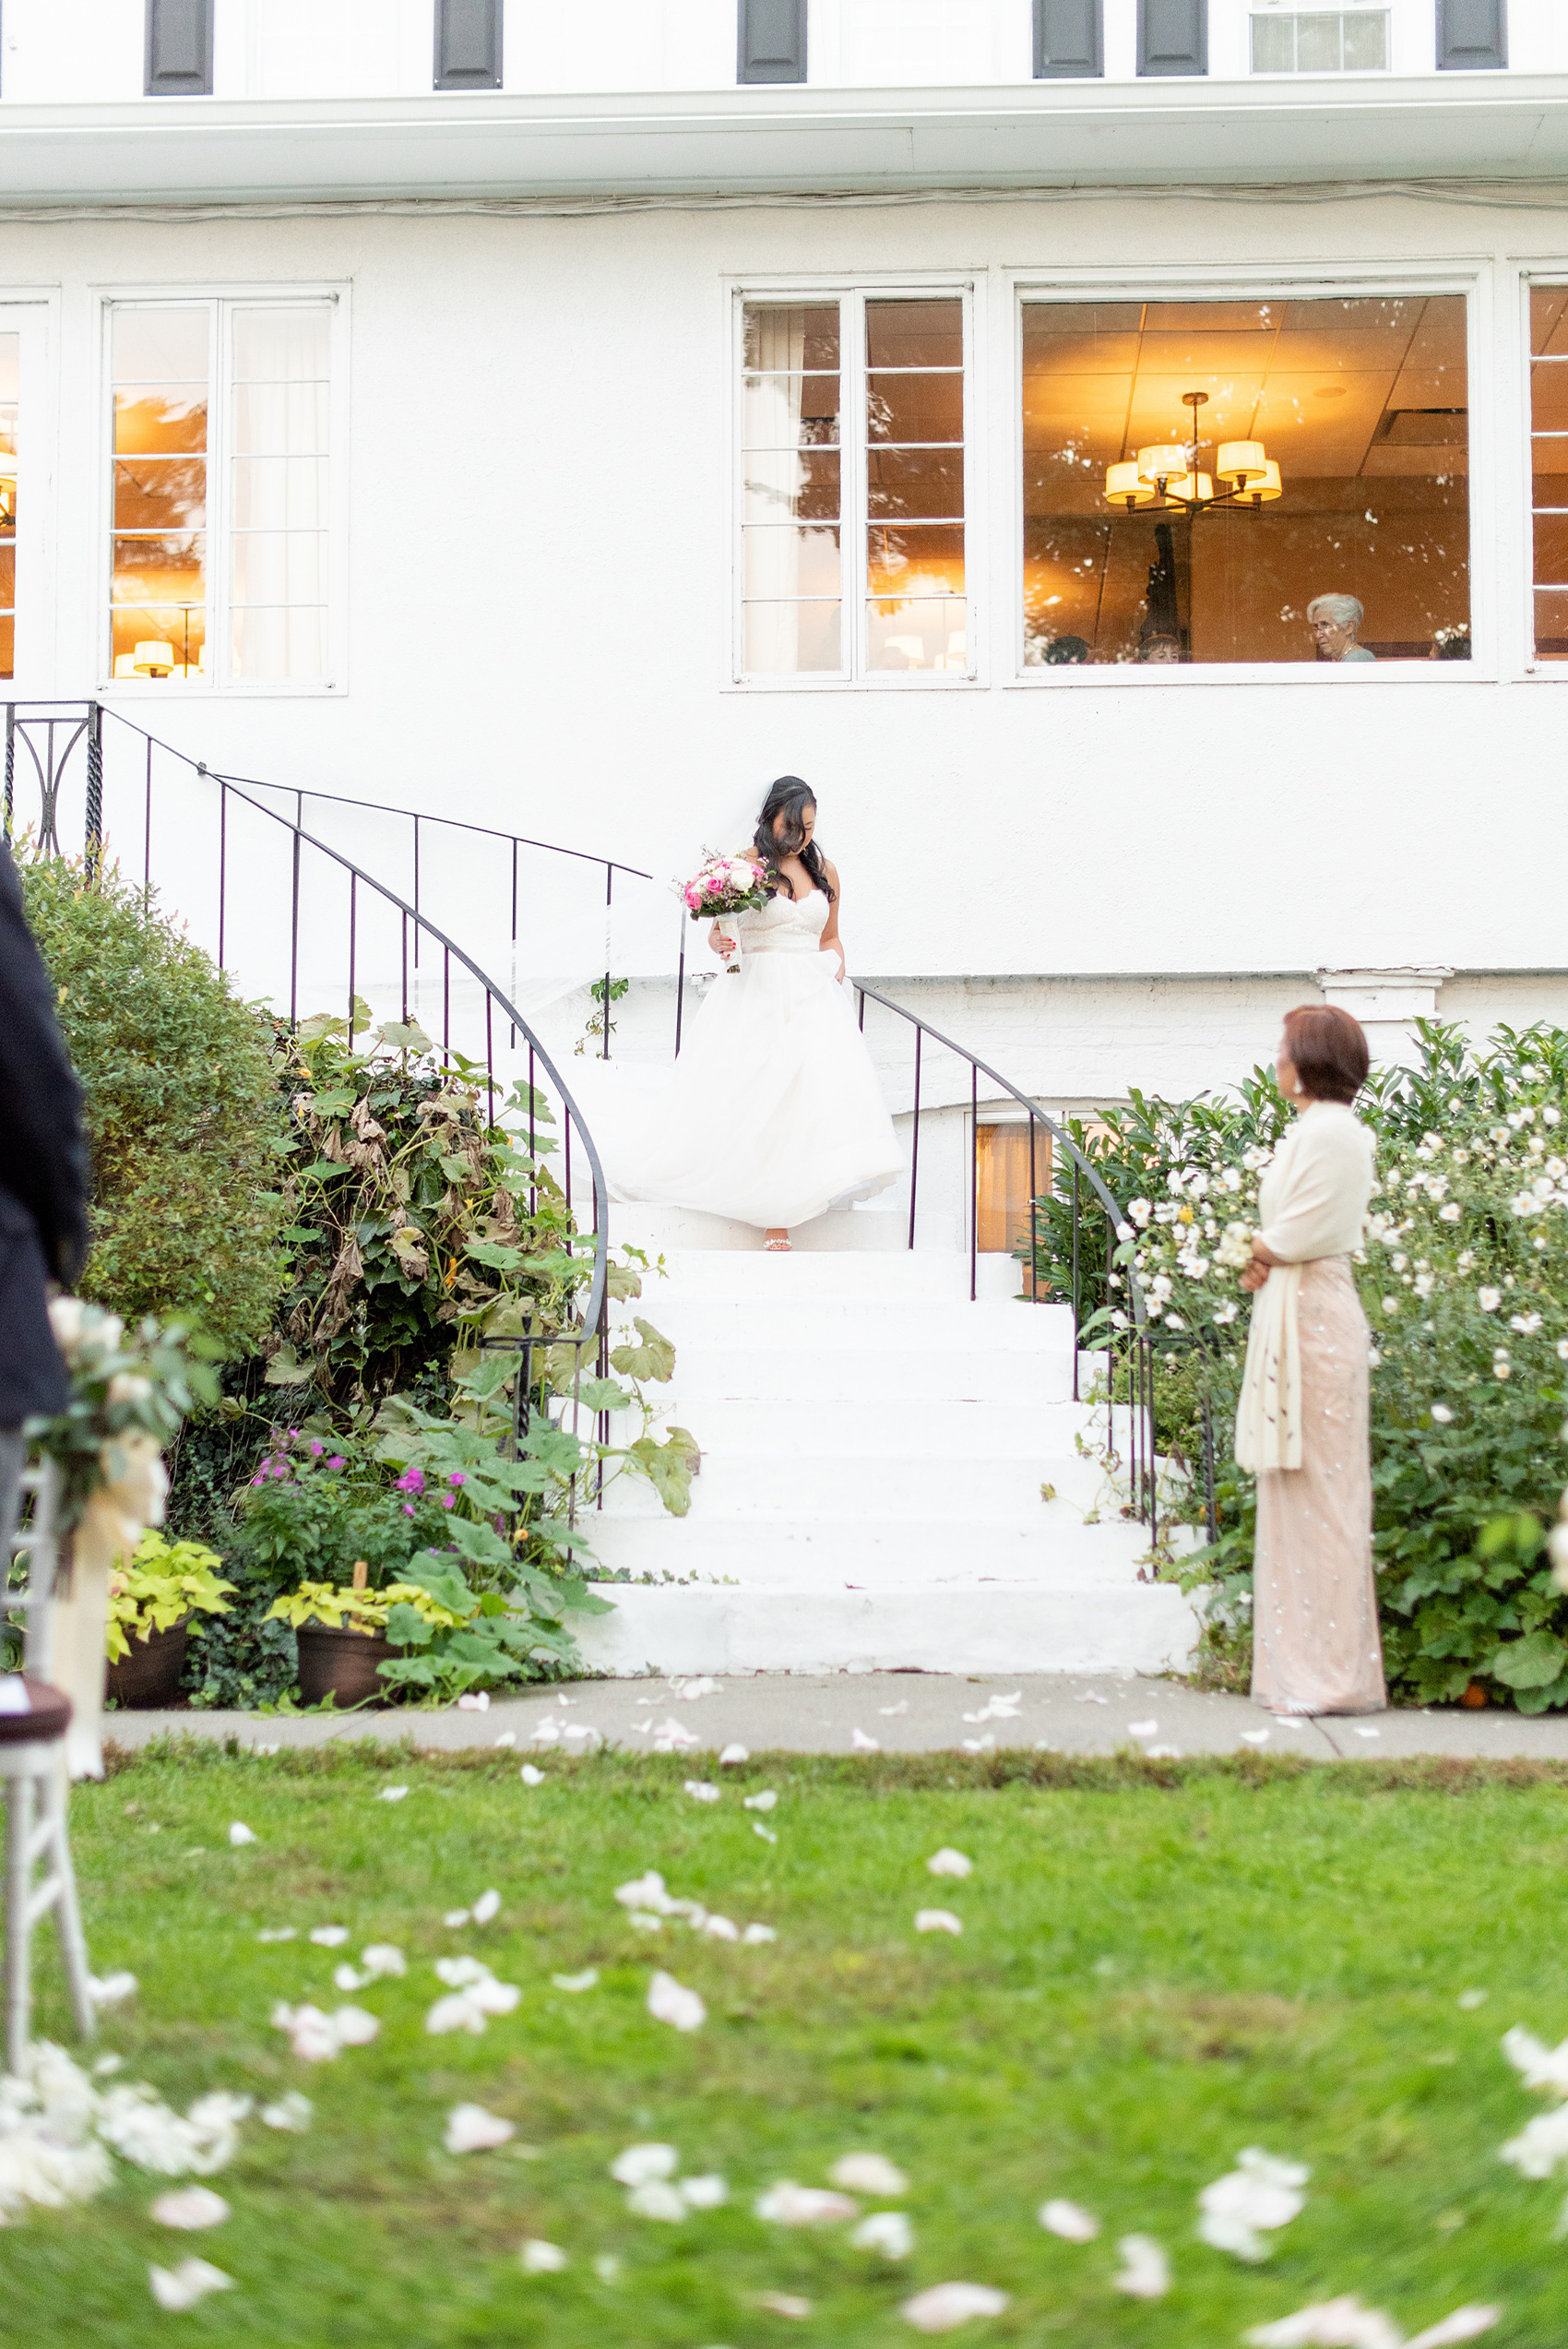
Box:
(611, 1318, 676, 1382)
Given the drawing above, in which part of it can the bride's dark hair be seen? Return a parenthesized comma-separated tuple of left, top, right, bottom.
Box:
(753, 774, 835, 902)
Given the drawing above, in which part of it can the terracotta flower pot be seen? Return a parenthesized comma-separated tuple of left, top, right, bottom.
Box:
(104, 1619, 189, 1710)
(295, 1624, 395, 1710)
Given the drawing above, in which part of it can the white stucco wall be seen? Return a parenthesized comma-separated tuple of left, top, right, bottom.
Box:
(0, 181, 1564, 1082)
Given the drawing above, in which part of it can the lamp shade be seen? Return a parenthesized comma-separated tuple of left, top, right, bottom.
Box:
(1217, 439, 1267, 484)
(1250, 459, 1283, 503)
(1105, 460, 1157, 508)
(113, 653, 138, 678)
(133, 640, 176, 675)
(1170, 471, 1215, 505)
(1137, 443, 1189, 485)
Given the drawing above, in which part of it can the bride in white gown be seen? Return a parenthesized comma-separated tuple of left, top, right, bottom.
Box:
(608, 777, 901, 1250)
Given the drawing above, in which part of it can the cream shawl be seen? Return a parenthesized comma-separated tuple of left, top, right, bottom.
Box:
(1234, 1102, 1377, 1474)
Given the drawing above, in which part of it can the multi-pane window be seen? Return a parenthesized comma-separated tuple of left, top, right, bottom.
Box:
(739, 293, 968, 679)
(109, 300, 332, 686)
(0, 338, 16, 682)
(1528, 288, 1568, 662)
(1251, 8, 1389, 69)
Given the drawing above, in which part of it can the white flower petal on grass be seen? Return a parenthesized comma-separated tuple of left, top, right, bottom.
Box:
(852, 2210, 915, 2258)
(900, 2281, 1010, 2332)
(1502, 2025, 1568, 2098)
(270, 2003, 341, 2063)
(755, 2181, 860, 2225)
(742, 1924, 778, 1945)
(926, 1849, 973, 1879)
(753, 1823, 778, 1844)
(757, 2291, 814, 2318)
(1405, 2312, 1503, 2349)
(258, 2093, 312, 2133)
(703, 1914, 741, 1941)
(1244, 2297, 1500, 2348)
(647, 1971, 707, 2033)
(519, 2238, 568, 2272)
(469, 1977, 521, 2017)
(743, 1790, 778, 1812)
(376, 1785, 410, 1803)
(471, 1889, 502, 1926)
(457, 1690, 490, 1711)
(148, 2259, 232, 2311)
(1039, 2198, 1099, 2241)
(831, 2152, 909, 2197)
(611, 2143, 680, 2187)
(1457, 1988, 1488, 2010)
(426, 1993, 488, 2036)
(647, 1716, 701, 1752)
(519, 1764, 546, 1786)
(333, 2007, 380, 2046)
(915, 1909, 963, 1937)
(626, 2178, 688, 2222)
(361, 1945, 406, 1978)
(333, 1964, 368, 1993)
(1113, 2236, 1171, 2299)
(309, 1926, 350, 1949)
(150, 2187, 230, 2230)
(227, 1823, 256, 1847)
(86, 1971, 138, 2007)
(851, 1728, 880, 1753)
(629, 1910, 665, 1931)
(444, 2104, 514, 2155)
(444, 1908, 471, 1928)
(719, 1743, 750, 1765)
(1197, 2148, 1309, 2261)
(615, 1869, 677, 1914)
(552, 1968, 600, 1993)
(684, 1781, 722, 1804)
(1499, 2104, 1568, 2178)
(680, 2173, 730, 2210)
(594, 2253, 622, 2283)
(676, 1675, 720, 1700)
(255, 1928, 297, 1944)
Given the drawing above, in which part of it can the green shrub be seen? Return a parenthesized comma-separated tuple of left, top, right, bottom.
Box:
(19, 856, 289, 1353)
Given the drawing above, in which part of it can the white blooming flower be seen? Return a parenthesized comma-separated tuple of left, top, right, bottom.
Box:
(1430, 1404, 1454, 1425)
(1414, 1274, 1434, 1300)
(1511, 1193, 1538, 1218)
(1510, 1312, 1543, 1335)
(1546, 1106, 1562, 1126)
(1128, 1197, 1152, 1226)
(1196, 2147, 1309, 2261)
(1478, 1287, 1502, 1312)
(1439, 1203, 1461, 1222)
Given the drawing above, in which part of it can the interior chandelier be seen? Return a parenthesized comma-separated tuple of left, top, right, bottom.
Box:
(1105, 390, 1282, 517)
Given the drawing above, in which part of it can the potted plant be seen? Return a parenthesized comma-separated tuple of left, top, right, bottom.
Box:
(105, 1532, 234, 1708)
(266, 1573, 467, 1709)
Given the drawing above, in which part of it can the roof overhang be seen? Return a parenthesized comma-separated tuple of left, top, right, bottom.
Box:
(2, 74, 1568, 209)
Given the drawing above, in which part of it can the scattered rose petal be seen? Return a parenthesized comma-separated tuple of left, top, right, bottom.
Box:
(755, 2181, 860, 2225)
(647, 1971, 707, 2032)
(444, 2104, 514, 2154)
(719, 1743, 750, 1764)
(961, 1735, 996, 1754)
(361, 1945, 406, 1978)
(457, 1691, 490, 1711)
(255, 1740, 280, 1754)
(1241, 1731, 1271, 1747)
(926, 1849, 972, 1879)
(1039, 2198, 1099, 2241)
(1197, 2149, 1309, 2261)
(435, 1955, 491, 1986)
(333, 2007, 380, 2046)
(743, 1790, 778, 1812)
(962, 1693, 1021, 1723)
(627, 2177, 688, 2221)
(915, 1909, 963, 1936)
(376, 1785, 410, 1803)
(853, 2210, 915, 2258)
(1128, 1721, 1158, 1739)
(444, 1909, 471, 1928)
(258, 2093, 312, 2132)
(757, 2291, 814, 2318)
(681, 2173, 729, 2210)
(851, 1729, 880, 1753)
(753, 1823, 778, 1843)
(519, 1765, 546, 1786)
(426, 1993, 488, 2035)
(1114, 2235, 1171, 2299)
(148, 2259, 232, 2311)
(743, 1923, 778, 1945)
(1146, 1746, 1182, 1760)
(684, 1781, 721, 1804)
(87, 1971, 138, 2007)
(1457, 1989, 1488, 2009)
(309, 1926, 349, 1949)
(879, 1700, 910, 1716)
(612, 2143, 680, 2186)
(832, 2152, 909, 2196)
(519, 2238, 568, 2272)
(472, 1890, 502, 1925)
(256, 1929, 296, 1944)
(1244, 2297, 1500, 2348)
(703, 1914, 740, 1941)
(1352, 1727, 1382, 1740)
(616, 1869, 676, 1914)
(552, 1968, 600, 1993)
(1075, 1690, 1109, 1704)
(1503, 2025, 1568, 2098)
(900, 2282, 1009, 2332)
(150, 2187, 230, 2230)
(676, 1676, 720, 1700)
(594, 2253, 622, 2282)
(629, 1910, 664, 1931)
(333, 1963, 368, 1993)
(227, 1823, 256, 1847)
(493, 1732, 517, 1748)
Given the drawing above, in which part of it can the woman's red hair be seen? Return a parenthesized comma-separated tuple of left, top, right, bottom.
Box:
(1283, 1005, 1369, 1104)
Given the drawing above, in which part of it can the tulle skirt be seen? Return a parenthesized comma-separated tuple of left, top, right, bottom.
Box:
(584, 950, 901, 1231)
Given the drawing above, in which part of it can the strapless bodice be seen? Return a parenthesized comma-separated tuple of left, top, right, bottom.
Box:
(738, 890, 830, 955)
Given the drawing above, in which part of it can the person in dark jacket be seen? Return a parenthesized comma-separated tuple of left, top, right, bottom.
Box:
(0, 838, 89, 1545)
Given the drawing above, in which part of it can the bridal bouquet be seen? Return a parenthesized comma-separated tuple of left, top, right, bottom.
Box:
(679, 849, 772, 975)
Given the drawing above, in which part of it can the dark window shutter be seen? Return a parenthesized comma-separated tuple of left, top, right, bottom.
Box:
(1437, 0, 1506, 67)
(145, 0, 213, 96)
(739, 0, 807, 84)
(434, 0, 503, 89)
(1137, 0, 1206, 75)
(1035, 0, 1102, 77)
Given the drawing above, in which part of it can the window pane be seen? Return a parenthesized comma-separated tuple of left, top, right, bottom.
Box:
(1532, 288, 1568, 358)
(868, 524, 966, 599)
(231, 531, 327, 605)
(1021, 292, 1469, 665)
(110, 603, 207, 674)
(1251, 15, 1294, 67)
(1342, 12, 1388, 66)
(113, 533, 205, 602)
(867, 598, 968, 672)
(0, 616, 12, 676)
(865, 300, 964, 370)
(1533, 588, 1568, 661)
(743, 304, 839, 373)
(114, 388, 208, 457)
(742, 449, 839, 525)
(743, 525, 840, 601)
(866, 447, 966, 519)
(742, 601, 842, 673)
(113, 307, 208, 384)
(232, 457, 328, 530)
(113, 457, 206, 532)
(232, 306, 330, 382)
(743, 373, 840, 450)
(868, 372, 964, 445)
(977, 1125, 1045, 1254)
(232, 383, 330, 457)
(1533, 512, 1568, 583)
(1530, 366, 1568, 435)
(1531, 299, 1568, 658)
(0, 545, 14, 609)
(1296, 13, 1342, 68)
(232, 605, 327, 681)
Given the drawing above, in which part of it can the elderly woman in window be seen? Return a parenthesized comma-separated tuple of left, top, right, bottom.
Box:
(1307, 594, 1375, 663)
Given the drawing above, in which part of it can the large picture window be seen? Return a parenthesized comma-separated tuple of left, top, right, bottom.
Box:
(108, 298, 333, 688)
(740, 292, 968, 679)
(1021, 293, 1469, 668)
(1529, 287, 1568, 663)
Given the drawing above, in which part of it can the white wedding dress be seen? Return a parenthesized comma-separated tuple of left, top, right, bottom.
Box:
(598, 888, 902, 1231)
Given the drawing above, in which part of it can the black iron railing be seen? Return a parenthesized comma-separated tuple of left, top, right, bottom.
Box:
(3, 700, 614, 1482)
(854, 985, 1160, 1540)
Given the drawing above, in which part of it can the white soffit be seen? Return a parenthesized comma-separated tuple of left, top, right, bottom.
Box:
(2, 78, 1568, 207)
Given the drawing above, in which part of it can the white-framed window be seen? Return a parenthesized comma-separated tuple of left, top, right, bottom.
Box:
(736, 287, 970, 682)
(0, 304, 53, 688)
(104, 292, 339, 691)
(1250, 6, 1390, 71)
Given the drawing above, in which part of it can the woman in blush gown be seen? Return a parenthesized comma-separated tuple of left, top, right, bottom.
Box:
(611, 775, 900, 1250)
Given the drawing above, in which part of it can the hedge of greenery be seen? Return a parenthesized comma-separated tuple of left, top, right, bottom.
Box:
(1034, 1024, 1568, 1711)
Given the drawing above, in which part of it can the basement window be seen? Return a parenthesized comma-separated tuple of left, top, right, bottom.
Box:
(1250, 8, 1389, 71)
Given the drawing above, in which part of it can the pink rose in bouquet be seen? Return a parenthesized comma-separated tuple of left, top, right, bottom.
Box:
(677, 850, 774, 973)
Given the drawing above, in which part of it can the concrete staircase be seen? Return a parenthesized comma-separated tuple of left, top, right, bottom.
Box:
(575, 1203, 1200, 1677)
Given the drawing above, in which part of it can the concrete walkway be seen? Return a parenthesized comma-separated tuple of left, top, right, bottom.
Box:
(104, 1674, 1568, 1763)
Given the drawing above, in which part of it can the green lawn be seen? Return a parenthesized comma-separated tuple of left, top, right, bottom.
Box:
(5, 1744, 1568, 2347)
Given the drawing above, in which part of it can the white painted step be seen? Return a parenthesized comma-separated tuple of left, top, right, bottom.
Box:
(584, 1512, 1167, 1586)
(630, 1247, 1029, 1304)
(652, 1396, 1099, 1461)
(616, 1203, 912, 1255)
(602, 1449, 1102, 1521)
(620, 1296, 1065, 1353)
(577, 1580, 1201, 1677)
(651, 1343, 1079, 1408)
